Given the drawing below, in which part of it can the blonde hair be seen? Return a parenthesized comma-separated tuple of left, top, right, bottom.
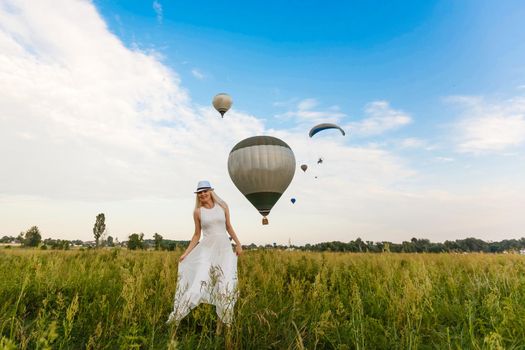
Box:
(194, 190, 227, 211)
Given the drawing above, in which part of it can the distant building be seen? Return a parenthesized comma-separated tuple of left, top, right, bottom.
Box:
(0, 242, 21, 247)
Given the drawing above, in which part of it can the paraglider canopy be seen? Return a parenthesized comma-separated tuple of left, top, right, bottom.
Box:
(309, 123, 346, 138)
(300, 164, 308, 172)
(212, 93, 232, 117)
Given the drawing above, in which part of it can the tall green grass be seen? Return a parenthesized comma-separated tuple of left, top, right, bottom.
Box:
(1, 249, 524, 349)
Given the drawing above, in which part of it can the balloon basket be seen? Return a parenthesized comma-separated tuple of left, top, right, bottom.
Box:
(262, 217, 268, 225)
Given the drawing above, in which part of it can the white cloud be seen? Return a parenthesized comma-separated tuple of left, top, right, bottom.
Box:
(272, 98, 297, 108)
(276, 98, 411, 140)
(434, 156, 454, 162)
(275, 98, 346, 123)
(152, 1, 163, 24)
(297, 98, 318, 110)
(0, 0, 260, 203)
(398, 137, 426, 149)
(348, 101, 412, 136)
(191, 68, 205, 80)
(450, 96, 525, 154)
(395, 138, 439, 152)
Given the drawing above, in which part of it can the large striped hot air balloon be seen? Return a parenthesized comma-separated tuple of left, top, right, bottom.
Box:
(227, 136, 296, 225)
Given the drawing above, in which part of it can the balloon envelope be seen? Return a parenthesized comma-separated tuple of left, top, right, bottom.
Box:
(228, 136, 296, 222)
(309, 123, 346, 137)
(212, 93, 232, 117)
(300, 164, 307, 172)
(291, 198, 296, 204)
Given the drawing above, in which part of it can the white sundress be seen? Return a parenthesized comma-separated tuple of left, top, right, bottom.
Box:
(168, 204, 238, 324)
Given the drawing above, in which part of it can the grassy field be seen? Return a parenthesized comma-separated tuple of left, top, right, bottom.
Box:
(1, 249, 525, 349)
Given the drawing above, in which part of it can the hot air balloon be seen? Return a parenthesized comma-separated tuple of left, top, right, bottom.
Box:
(291, 198, 296, 204)
(212, 93, 232, 117)
(228, 136, 296, 225)
(309, 123, 346, 138)
(300, 164, 308, 172)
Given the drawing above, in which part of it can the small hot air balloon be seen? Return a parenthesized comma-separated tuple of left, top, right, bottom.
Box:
(291, 198, 296, 204)
(212, 93, 232, 117)
(300, 164, 308, 172)
(228, 136, 296, 225)
(309, 123, 346, 138)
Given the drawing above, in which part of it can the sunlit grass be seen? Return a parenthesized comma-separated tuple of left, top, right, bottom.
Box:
(1, 249, 524, 349)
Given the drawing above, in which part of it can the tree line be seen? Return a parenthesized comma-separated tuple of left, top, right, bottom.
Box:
(2, 213, 524, 253)
(0, 227, 188, 251)
(287, 237, 525, 253)
(2, 227, 525, 254)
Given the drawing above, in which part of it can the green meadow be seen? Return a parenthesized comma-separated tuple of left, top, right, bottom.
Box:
(1, 249, 525, 349)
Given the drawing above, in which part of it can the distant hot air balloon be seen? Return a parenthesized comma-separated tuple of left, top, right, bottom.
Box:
(212, 93, 232, 117)
(300, 164, 308, 172)
(291, 198, 296, 204)
(309, 123, 346, 138)
(228, 136, 296, 225)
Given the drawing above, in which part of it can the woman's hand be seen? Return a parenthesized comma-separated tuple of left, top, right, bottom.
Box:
(179, 253, 187, 262)
(235, 245, 243, 256)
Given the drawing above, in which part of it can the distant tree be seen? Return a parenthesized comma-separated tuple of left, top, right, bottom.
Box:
(444, 240, 459, 252)
(93, 213, 106, 248)
(0, 236, 15, 243)
(107, 235, 114, 247)
(457, 237, 488, 252)
(428, 243, 445, 253)
(412, 238, 431, 252)
(153, 233, 163, 251)
(23, 226, 42, 247)
(402, 240, 416, 253)
(355, 238, 365, 252)
(42, 238, 71, 250)
(127, 233, 144, 250)
(71, 240, 84, 246)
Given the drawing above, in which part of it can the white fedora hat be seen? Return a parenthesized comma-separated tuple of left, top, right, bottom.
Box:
(194, 180, 214, 193)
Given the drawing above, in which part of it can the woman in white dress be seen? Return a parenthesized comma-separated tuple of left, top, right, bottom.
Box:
(168, 180, 242, 326)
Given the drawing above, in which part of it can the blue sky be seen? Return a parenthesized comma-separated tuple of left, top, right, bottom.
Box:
(1, 0, 525, 244)
(95, 0, 525, 120)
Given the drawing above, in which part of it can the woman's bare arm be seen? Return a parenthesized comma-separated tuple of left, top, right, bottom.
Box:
(224, 204, 243, 256)
(179, 208, 202, 262)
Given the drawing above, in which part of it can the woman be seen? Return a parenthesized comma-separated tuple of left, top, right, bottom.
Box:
(168, 180, 242, 326)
